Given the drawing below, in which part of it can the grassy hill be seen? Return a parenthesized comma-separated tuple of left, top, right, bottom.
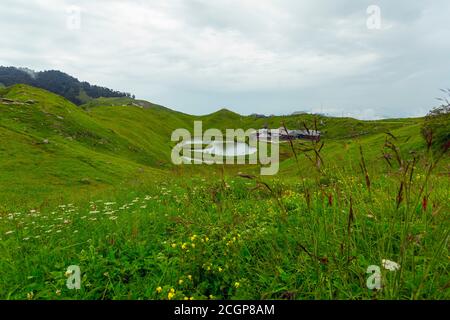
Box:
(0, 85, 167, 208)
(0, 84, 436, 207)
(0, 84, 448, 300)
(0, 67, 132, 105)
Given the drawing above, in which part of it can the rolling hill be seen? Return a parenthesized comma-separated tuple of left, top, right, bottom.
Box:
(0, 67, 132, 105)
(0, 83, 448, 301)
(0, 83, 431, 208)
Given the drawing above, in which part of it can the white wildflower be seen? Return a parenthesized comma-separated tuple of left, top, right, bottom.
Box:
(382, 259, 400, 271)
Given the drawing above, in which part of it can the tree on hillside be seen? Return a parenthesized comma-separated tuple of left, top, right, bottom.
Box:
(0, 66, 133, 105)
(422, 89, 450, 153)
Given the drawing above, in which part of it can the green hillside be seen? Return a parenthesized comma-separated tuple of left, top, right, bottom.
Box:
(0, 85, 167, 208)
(0, 84, 438, 208)
(0, 84, 448, 300)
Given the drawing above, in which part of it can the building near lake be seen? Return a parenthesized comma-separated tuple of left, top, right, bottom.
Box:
(250, 127, 321, 141)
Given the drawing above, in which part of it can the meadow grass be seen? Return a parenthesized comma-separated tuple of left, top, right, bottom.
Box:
(0, 136, 448, 300)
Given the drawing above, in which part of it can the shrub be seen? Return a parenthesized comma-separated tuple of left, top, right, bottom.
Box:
(422, 89, 450, 153)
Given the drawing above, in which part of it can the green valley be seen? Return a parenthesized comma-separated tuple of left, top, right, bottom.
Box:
(0, 84, 448, 300)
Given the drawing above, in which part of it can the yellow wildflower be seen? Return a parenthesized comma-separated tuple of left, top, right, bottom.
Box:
(64, 270, 73, 277)
(156, 286, 162, 294)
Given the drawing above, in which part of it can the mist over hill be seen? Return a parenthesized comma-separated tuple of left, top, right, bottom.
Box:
(0, 66, 133, 105)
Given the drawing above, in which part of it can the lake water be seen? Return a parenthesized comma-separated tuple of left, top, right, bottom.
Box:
(179, 140, 257, 163)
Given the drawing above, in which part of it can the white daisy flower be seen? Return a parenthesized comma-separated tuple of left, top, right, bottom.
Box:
(382, 259, 400, 271)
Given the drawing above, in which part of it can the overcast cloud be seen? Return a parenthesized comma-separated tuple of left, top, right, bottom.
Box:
(1, 0, 449, 119)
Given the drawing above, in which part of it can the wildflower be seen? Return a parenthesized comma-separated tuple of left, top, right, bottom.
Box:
(190, 234, 197, 242)
(156, 286, 162, 294)
(168, 288, 175, 300)
(178, 279, 184, 285)
(187, 275, 192, 281)
(5, 230, 14, 235)
(181, 243, 188, 250)
(171, 243, 177, 248)
(55, 290, 61, 296)
(234, 282, 240, 288)
(422, 196, 428, 211)
(184, 297, 189, 300)
(64, 270, 73, 277)
(382, 259, 400, 271)
(27, 291, 34, 300)
(218, 267, 223, 272)
(191, 243, 195, 248)
(189, 297, 194, 300)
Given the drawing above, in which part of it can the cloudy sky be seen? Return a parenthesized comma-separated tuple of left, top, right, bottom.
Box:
(1, 0, 449, 119)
